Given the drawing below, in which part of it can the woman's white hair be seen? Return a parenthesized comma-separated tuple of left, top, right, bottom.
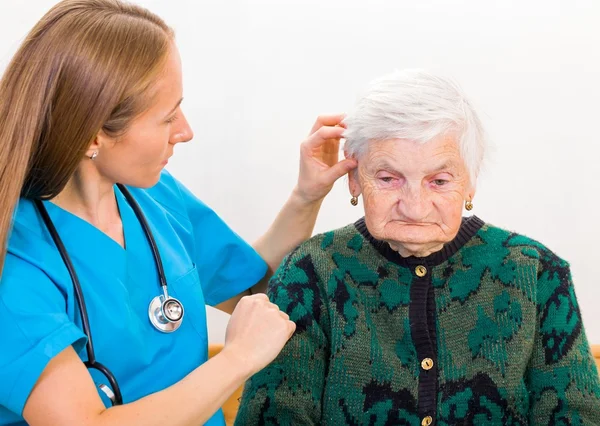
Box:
(343, 69, 486, 185)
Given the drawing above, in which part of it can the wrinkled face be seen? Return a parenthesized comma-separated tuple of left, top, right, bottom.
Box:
(92, 44, 194, 188)
(349, 135, 474, 258)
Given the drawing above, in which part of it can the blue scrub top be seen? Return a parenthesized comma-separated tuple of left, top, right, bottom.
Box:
(0, 170, 267, 425)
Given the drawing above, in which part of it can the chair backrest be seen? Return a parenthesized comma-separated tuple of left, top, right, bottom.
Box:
(208, 343, 243, 426)
(592, 345, 600, 376)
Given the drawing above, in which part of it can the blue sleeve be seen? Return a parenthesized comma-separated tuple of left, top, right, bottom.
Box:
(0, 254, 86, 416)
(173, 179, 267, 307)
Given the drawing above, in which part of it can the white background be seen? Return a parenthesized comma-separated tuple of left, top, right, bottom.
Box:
(1, 0, 599, 344)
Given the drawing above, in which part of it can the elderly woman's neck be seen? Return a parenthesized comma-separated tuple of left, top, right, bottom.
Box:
(389, 242, 445, 259)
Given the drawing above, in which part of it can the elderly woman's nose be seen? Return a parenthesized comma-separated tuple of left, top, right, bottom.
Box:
(398, 200, 429, 221)
(397, 188, 429, 221)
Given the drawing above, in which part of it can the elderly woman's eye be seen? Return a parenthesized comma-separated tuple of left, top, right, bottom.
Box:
(433, 179, 448, 186)
(380, 177, 394, 183)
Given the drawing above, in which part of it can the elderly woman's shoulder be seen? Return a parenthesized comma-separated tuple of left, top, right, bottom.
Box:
(267, 222, 359, 301)
(475, 221, 570, 270)
(293, 221, 360, 258)
(273, 221, 362, 272)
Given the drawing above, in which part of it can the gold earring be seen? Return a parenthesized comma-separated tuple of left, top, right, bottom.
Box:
(350, 196, 358, 206)
(465, 200, 473, 211)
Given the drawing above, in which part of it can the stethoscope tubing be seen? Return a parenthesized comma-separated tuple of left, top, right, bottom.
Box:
(33, 184, 180, 405)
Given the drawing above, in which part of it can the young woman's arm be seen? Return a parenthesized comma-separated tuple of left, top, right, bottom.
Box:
(23, 294, 295, 426)
(216, 115, 356, 314)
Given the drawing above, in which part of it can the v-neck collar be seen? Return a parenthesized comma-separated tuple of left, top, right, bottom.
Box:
(40, 186, 136, 281)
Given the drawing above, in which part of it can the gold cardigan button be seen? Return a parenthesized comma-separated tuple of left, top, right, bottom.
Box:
(415, 265, 427, 277)
(421, 358, 434, 370)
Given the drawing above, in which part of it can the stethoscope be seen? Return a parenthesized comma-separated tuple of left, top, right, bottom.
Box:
(34, 184, 184, 406)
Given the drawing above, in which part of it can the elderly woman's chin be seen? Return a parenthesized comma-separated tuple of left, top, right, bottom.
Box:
(365, 217, 460, 257)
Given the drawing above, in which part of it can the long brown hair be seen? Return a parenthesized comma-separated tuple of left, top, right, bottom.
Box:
(0, 0, 174, 274)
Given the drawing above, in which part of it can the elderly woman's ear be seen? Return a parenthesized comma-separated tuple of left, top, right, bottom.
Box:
(344, 150, 361, 201)
(464, 179, 476, 210)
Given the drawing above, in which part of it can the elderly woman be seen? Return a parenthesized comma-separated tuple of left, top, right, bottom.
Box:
(235, 70, 600, 425)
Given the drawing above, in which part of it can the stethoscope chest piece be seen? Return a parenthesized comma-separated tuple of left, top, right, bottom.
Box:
(148, 293, 184, 333)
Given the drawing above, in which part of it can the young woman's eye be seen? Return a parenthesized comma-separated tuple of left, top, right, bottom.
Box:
(166, 114, 178, 124)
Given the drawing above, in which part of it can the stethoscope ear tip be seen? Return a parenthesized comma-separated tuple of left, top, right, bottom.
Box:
(98, 383, 116, 405)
